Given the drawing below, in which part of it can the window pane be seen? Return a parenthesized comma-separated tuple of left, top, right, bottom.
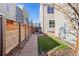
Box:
(51, 7, 54, 13)
(47, 6, 54, 14)
(49, 20, 55, 27)
(47, 6, 51, 13)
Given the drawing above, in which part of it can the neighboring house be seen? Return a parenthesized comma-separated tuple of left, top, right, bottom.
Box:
(0, 4, 28, 24)
(16, 5, 28, 24)
(23, 8, 28, 25)
(40, 3, 66, 36)
(33, 23, 41, 33)
(40, 3, 77, 47)
(16, 6, 24, 23)
(0, 3, 16, 21)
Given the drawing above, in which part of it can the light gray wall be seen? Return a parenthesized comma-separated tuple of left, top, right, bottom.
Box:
(16, 6, 28, 24)
(0, 3, 16, 21)
(23, 9, 28, 25)
(16, 6, 24, 23)
(40, 4, 66, 36)
(40, 4, 55, 33)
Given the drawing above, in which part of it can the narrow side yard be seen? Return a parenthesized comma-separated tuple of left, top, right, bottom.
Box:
(19, 34, 38, 56)
(38, 34, 76, 56)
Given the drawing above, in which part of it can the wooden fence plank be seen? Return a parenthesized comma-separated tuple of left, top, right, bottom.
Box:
(21, 25, 25, 42)
(5, 20, 19, 54)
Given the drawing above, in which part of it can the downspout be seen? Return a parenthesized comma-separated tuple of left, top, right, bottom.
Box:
(43, 4, 44, 33)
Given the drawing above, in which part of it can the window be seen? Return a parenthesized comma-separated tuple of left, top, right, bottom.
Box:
(47, 6, 54, 14)
(49, 20, 55, 27)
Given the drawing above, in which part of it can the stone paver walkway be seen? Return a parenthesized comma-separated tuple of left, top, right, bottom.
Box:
(19, 34, 38, 56)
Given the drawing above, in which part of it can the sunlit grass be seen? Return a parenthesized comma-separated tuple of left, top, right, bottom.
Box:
(38, 35, 60, 53)
(38, 35, 69, 54)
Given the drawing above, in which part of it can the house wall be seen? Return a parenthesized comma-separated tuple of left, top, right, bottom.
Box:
(23, 9, 28, 24)
(40, 4, 66, 36)
(54, 8, 66, 37)
(40, 4, 55, 33)
(0, 3, 26, 23)
(40, 4, 43, 32)
(16, 6, 24, 23)
(0, 3, 16, 21)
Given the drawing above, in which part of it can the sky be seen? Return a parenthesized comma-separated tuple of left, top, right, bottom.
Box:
(17, 3, 40, 23)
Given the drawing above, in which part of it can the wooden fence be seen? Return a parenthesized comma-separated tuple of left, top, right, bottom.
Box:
(0, 16, 32, 55)
(21, 25, 26, 42)
(5, 20, 19, 54)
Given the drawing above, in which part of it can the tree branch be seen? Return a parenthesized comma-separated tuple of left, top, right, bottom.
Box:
(68, 3, 79, 17)
(61, 27, 77, 37)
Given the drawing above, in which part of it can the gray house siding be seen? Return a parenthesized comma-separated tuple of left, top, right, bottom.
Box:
(16, 6, 24, 24)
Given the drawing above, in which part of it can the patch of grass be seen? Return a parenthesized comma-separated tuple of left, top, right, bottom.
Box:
(38, 34, 70, 54)
(38, 35, 60, 53)
(49, 35, 69, 50)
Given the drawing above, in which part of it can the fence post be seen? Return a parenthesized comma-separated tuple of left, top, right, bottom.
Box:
(0, 15, 6, 56)
(19, 22, 21, 50)
(28, 25, 29, 37)
(25, 25, 26, 39)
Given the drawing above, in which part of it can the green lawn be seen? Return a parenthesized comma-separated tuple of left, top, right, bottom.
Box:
(38, 35, 69, 54)
(49, 35, 69, 50)
(38, 35, 60, 53)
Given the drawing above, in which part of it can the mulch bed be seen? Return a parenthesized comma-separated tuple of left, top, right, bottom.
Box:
(6, 35, 32, 56)
(50, 48, 76, 56)
(38, 48, 76, 56)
